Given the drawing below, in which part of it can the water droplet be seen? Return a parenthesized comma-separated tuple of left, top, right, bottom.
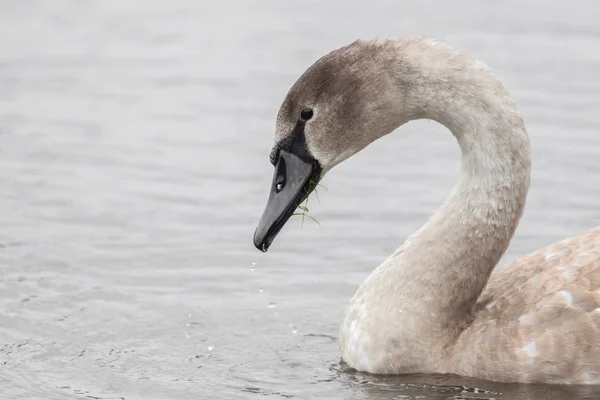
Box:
(186, 323, 190, 327)
(258, 288, 263, 293)
(261, 243, 267, 252)
(292, 327, 298, 334)
(185, 333, 190, 339)
(188, 313, 192, 318)
(250, 262, 256, 272)
(267, 302, 276, 309)
(207, 345, 214, 352)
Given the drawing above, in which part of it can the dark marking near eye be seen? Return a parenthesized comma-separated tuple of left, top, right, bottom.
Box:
(269, 119, 312, 166)
(269, 147, 279, 166)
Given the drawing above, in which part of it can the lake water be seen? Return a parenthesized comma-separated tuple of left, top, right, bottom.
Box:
(2, 1, 600, 399)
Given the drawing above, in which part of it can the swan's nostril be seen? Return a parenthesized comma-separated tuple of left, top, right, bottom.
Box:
(276, 182, 284, 192)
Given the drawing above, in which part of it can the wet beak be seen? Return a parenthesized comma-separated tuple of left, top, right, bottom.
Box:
(253, 150, 321, 252)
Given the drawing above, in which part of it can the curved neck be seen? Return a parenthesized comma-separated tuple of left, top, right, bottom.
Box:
(382, 39, 531, 331)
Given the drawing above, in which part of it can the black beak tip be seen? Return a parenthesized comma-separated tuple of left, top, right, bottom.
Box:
(253, 229, 270, 252)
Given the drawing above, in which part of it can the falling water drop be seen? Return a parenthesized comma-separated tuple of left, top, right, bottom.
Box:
(185, 333, 190, 339)
(292, 327, 298, 334)
(258, 287, 263, 293)
(208, 345, 214, 352)
(250, 262, 256, 272)
(267, 302, 276, 309)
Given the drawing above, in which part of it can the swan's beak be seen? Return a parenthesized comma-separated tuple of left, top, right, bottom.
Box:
(254, 150, 321, 252)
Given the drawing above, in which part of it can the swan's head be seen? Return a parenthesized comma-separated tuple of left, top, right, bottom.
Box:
(254, 40, 407, 252)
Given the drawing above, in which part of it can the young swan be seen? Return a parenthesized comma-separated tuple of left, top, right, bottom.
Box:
(253, 37, 600, 384)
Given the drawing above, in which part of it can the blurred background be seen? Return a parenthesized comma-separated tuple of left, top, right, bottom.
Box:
(1, 1, 600, 399)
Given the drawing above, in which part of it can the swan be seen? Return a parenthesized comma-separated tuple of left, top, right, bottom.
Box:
(252, 37, 600, 384)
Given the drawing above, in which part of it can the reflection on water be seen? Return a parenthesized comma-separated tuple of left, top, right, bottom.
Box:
(343, 371, 600, 399)
(2, 0, 600, 399)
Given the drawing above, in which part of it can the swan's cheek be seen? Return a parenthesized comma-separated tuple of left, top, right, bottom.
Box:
(304, 130, 359, 172)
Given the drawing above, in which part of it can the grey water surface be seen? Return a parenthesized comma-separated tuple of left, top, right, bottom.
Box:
(2, 1, 600, 399)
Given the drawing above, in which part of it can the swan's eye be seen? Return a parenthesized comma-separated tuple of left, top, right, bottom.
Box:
(300, 108, 313, 121)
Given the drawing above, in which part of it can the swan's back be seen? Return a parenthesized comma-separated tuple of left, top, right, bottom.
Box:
(451, 226, 600, 383)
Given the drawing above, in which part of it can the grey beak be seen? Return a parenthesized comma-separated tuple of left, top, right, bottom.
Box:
(253, 150, 321, 252)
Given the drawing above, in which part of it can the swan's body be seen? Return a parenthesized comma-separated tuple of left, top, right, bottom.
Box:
(254, 37, 600, 384)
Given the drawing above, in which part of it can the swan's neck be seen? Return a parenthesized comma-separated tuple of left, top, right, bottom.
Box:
(392, 42, 531, 328)
(341, 40, 531, 372)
